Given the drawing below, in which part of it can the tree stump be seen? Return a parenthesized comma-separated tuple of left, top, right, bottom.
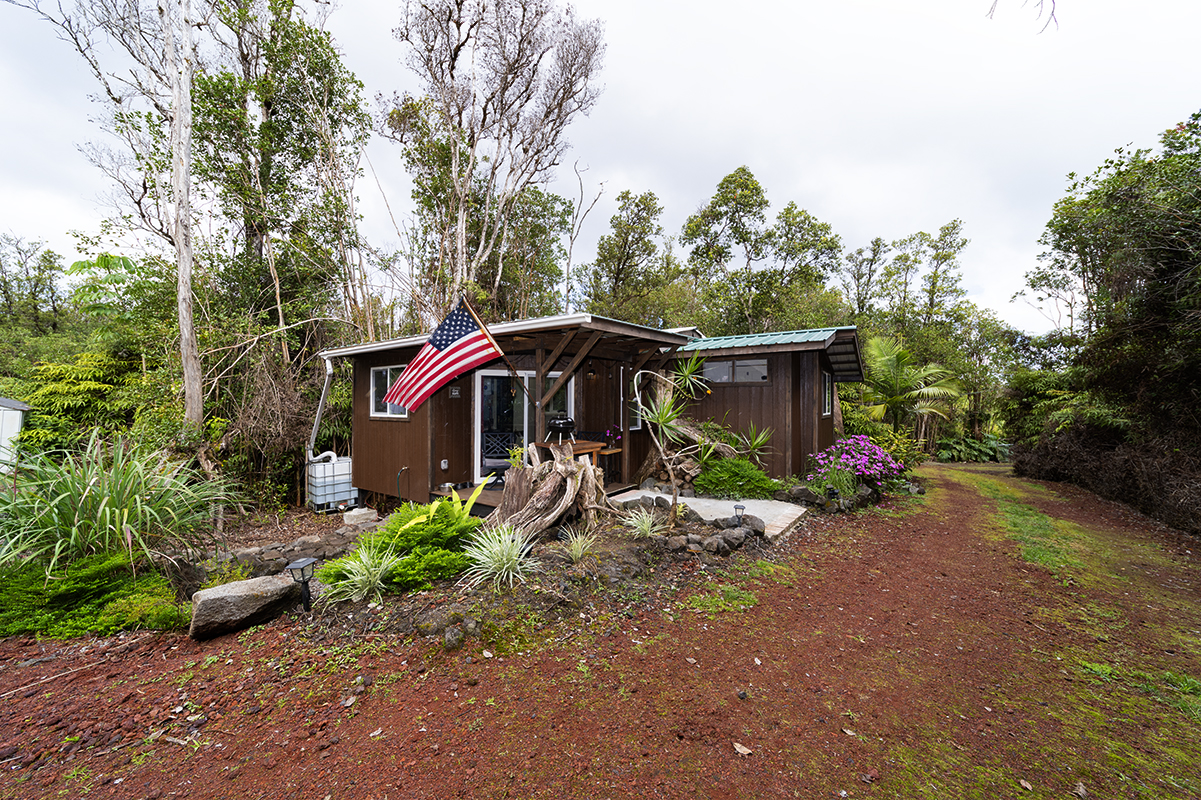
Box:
(484, 442, 618, 537)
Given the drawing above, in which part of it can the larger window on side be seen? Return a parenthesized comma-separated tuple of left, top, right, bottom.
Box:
(371, 365, 409, 418)
(702, 358, 768, 384)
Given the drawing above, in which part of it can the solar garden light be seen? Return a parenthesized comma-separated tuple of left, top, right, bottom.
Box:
(733, 503, 745, 526)
(286, 557, 318, 612)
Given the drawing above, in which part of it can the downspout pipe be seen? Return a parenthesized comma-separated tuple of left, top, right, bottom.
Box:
(308, 355, 337, 463)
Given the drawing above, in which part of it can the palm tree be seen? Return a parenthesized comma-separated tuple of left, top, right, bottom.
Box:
(861, 336, 961, 433)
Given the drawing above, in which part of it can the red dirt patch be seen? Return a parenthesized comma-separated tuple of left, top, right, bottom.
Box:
(3, 463, 1200, 799)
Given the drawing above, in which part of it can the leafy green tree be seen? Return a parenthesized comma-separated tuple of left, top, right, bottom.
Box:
(918, 219, 969, 326)
(193, 0, 372, 352)
(575, 190, 687, 326)
(385, 95, 576, 325)
(1028, 111, 1201, 437)
(483, 187, 572, 321)
(836, 236, 891, 318)
(861, 336, 961, 435)
(681, 167, 844, 335)
(0, 236, 68, 335)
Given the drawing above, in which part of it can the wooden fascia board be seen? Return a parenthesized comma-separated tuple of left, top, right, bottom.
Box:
(578, 317, 689, 345)
(539, 331, 602, 407)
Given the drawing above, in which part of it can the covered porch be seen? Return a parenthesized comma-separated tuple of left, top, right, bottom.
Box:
(323, 313, 690, 505)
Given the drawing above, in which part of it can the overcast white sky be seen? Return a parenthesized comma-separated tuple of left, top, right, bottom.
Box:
(2, 0, 1199, 334)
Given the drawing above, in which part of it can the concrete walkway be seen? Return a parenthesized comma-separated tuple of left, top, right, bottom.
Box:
(611, 489, 807, 543)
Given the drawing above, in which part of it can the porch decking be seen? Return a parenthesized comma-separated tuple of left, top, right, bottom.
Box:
(431, 482, 635, 511)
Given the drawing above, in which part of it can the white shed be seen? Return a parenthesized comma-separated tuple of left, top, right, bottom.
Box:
(0, 397, 32, 474)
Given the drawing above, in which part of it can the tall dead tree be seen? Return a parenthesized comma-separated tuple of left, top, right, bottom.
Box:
(387, 0, 605, 321)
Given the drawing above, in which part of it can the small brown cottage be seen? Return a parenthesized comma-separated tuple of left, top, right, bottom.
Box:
(313, 314, 862, 508)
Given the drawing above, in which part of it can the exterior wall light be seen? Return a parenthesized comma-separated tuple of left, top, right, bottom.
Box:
(286, 557, 318, 612)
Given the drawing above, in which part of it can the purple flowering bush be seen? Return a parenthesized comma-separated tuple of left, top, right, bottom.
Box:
(806, 435, 906, 495)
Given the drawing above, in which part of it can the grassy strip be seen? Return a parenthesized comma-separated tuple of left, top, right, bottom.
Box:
(684, 584, 758, 615)
(949, 469, 1084, 576)
(1080, 660, 1201, 722)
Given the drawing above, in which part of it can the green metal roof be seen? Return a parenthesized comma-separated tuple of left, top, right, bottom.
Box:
(679, 326, 864, 382)
(681, 327, 849, 351)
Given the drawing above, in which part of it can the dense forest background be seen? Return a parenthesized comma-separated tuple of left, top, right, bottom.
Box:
(1, 0, 1196, 533)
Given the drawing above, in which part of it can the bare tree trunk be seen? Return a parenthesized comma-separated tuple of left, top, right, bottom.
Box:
(162, 0, 203, 426)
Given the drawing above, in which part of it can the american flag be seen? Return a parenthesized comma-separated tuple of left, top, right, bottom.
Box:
(382, 299, 502, 411)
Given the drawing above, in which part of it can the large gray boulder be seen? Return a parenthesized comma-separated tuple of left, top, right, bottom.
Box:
(189, 575, 300, 640)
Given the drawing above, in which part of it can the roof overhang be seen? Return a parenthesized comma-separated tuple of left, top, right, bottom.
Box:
(319, 313, 689, 361)
(679, 327, 864, 382)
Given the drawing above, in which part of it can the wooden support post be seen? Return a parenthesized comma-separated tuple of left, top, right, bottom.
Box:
(535, 340, 546, 443)
(621, 365, 631, 482)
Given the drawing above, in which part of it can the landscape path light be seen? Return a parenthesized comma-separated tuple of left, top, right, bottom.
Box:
(734, 503, 745, 526)
(286, 557, 318, 612)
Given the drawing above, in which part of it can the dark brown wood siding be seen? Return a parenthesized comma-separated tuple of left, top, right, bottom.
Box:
(575, 359, 629, 483)
(430, 373, 473, 488)
(686, 353, 795, 478)
(816, 352, 836, 453)
(352, 348, 430, 502)
(795, 351, 820, 468)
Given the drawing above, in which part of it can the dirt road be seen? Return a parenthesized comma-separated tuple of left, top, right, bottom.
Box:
(2, 463, 1199, 799)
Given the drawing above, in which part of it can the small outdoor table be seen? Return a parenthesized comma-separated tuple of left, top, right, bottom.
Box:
(532, 439, 606, 461)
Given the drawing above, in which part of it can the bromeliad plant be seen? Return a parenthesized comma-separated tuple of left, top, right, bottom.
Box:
(806, 435, 906, 496)
(460, 524, 541, 590)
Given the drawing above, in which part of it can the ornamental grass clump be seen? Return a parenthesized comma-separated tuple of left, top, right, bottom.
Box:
(806, 435, 906, 495)
(0, 432, 238, 575)
(560, 526, 599, 565)
(621, 507, 670, 539)
(460, 524, 541, 590)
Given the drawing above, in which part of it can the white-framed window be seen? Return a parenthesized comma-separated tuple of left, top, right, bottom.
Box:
(821, 371, 833, 417)
(702, 358, 769, 384)
(370, 365, 409, 418)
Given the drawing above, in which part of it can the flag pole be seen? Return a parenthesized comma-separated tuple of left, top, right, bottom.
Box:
(459, 294, 537, 409)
